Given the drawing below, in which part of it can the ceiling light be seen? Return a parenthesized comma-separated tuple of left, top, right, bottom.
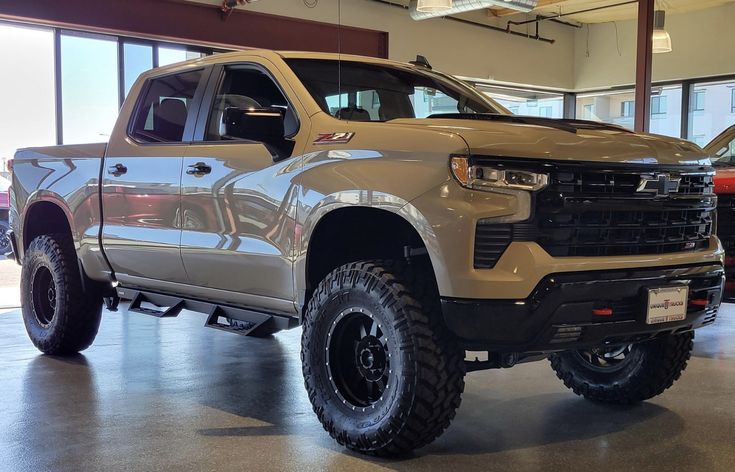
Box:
(652, 10, 672, 54)
(416, 0, 453, 13)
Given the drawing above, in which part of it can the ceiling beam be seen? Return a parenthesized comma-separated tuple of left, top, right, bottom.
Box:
(489, 0, 567, 17)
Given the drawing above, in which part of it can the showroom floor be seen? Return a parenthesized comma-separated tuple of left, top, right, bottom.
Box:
(0, 300, 732, 472)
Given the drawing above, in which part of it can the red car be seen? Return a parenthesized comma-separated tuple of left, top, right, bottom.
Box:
(706, 126, 735, 300)
(0, 175, 9, 254)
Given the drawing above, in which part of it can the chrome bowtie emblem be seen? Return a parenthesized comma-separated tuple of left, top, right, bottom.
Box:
(637, 174, 681, 197)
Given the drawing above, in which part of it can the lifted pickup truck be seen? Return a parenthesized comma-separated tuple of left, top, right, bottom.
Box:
(8, 50, 725, 455)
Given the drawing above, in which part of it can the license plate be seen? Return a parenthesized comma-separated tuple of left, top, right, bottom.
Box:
(646, 286, 688, 325)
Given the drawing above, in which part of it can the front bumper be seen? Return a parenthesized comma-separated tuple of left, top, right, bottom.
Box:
(442, 263, 724, 354)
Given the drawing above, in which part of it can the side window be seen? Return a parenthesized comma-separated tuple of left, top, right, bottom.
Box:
(205, 67, 297, 141)
(130, 69, 203, 143)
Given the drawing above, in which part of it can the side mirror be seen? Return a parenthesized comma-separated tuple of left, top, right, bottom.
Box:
(223, 106, 285, 144)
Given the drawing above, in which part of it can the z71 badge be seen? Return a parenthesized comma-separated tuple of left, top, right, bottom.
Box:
(313, 132, 355, 145)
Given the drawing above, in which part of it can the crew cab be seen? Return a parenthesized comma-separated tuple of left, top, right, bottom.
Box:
(7, 50, 725, 455)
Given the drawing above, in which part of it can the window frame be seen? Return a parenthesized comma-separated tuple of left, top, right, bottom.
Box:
(126, 66, 212, 146)
(192, 62, 302, 145)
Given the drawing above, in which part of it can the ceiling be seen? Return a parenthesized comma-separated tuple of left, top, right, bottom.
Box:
(489, 0, 735, 23)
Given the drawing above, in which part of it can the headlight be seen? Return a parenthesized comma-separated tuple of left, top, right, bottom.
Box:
(450, 156, 548, 192)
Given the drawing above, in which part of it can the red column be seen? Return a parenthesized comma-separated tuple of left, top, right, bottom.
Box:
(635, 0, 654, 133)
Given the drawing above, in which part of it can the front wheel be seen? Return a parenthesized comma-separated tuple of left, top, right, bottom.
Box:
(549, 332, 694, 404)
(21, 234, 103, 355)
(301, 260, 465, 456)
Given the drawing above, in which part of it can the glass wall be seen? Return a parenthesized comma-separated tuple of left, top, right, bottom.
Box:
(476, 84, 564, 118)
(60, 32, 120, 144)
(575, 85, 682, 138)
(0, 23, 56, 168)
(576, 89, 635, 130)
(123, 42, 153, 97)
(159, 46, 205, 67)
(688, 79, 735, 146)
(0, 20, 225, 154)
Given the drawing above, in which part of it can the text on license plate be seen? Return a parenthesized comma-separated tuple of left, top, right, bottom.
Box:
(646, 286, 688, 325)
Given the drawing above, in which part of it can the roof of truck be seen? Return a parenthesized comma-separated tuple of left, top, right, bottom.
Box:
(150, 49, 420, 75)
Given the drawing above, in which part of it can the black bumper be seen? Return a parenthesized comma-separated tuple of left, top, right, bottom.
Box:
(442, 263, 724, 354)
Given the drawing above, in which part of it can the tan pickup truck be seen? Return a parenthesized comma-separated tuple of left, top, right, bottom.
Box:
(7, 50, 724, 455)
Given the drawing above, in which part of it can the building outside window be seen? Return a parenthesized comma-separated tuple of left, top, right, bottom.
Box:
(473, 83, 564, 118)
(692, 90, 706, 112)
(688, 80, 735, 144)
(731, 88, 735, 113)
(583, 104, 595, 119)
(649, 86, 681, 137)
(577, 86, 681, 138)
(651, 95, 667, 115)
(576, 89, 635, 130)
(620, 101, 634, 118)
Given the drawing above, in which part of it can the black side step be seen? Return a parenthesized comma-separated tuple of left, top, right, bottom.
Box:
(118, 288, 299, 337)
(128, 291, 185, 318)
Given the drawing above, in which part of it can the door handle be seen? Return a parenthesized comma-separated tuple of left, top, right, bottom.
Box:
(186, 162, 212, 176)
(107, 163, 127, 176)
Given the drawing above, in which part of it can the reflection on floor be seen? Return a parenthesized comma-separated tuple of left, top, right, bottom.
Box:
(0, 303, 733, 472)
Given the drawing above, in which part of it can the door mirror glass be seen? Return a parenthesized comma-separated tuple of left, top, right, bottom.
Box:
(223, 106, 285, 144)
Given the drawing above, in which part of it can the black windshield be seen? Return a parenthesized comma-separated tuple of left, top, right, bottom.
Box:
(286, 59, 500, 122)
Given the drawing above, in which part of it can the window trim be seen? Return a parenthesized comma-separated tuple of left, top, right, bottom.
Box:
(126, 66, 212, 146)
(191, 61, 302, 145)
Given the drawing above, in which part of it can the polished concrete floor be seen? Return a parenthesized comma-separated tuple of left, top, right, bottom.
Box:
(0, 301, 733, 472)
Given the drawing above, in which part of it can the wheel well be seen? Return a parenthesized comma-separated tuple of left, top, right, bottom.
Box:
(305, 207, 435, 307)
(23, 201, 72, 249)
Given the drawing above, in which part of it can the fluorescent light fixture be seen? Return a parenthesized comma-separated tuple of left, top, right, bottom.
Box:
(652, 10, 672, 54)
(416, 0, 453, 13)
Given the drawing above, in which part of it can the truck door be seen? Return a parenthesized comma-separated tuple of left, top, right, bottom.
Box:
(180, 62, 308, 313)
(102, 68, 208, 285)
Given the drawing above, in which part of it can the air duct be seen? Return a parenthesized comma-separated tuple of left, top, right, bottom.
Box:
(409, 0, 538, 20)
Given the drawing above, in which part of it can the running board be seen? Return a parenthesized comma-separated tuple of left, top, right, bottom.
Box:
(117, 288, 299, 337)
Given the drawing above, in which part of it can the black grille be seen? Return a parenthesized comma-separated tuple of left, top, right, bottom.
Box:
(473, 159, 716, 261)
(474, 224, 512, 268)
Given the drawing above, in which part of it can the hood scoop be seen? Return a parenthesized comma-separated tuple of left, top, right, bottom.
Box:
(427, 113, 634, 135)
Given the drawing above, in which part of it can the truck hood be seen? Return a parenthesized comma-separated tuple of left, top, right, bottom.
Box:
(389, 115, 708, 166)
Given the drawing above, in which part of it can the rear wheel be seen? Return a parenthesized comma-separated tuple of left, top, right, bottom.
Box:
(301, 260, 465, 456)
(549, 332, 694, 404)
(21, 234, 103, 355)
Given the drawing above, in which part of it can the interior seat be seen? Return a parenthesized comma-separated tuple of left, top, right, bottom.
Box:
(335, 107, 372, 122)
(154, 98, 188, 141)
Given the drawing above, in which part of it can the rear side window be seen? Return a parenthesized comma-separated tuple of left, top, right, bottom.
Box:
(130, 70, 203, 143)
